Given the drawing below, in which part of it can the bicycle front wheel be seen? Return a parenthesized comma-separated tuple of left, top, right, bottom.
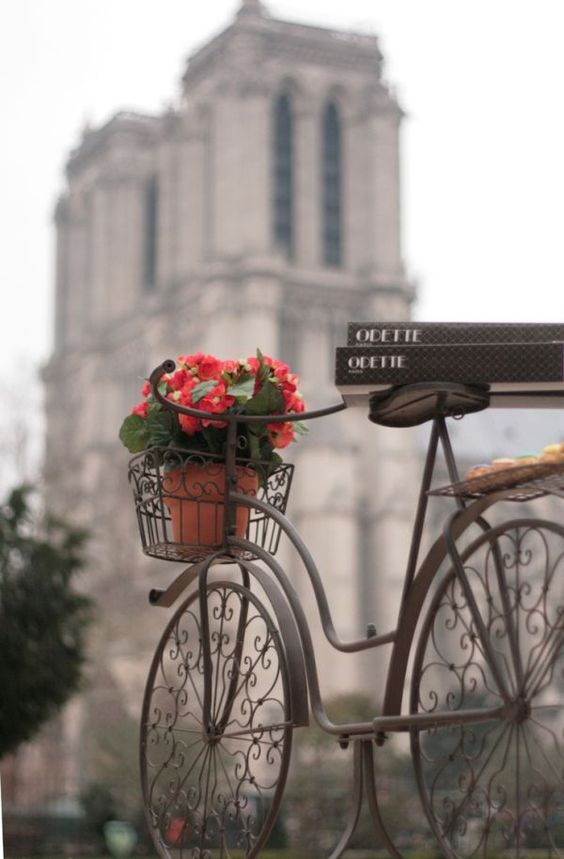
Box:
(411, 518, 564, 859)
(141, 579, 293, 859)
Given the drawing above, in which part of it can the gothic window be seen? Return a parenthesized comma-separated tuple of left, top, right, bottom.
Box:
(322, 101, 342, 267)
(272, 94, 294, 260)
(143, 174, 158, 290)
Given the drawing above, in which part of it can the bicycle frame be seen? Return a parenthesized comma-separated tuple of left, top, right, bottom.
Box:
(141, 363, 564, 859)
(147, 370, 513, 739)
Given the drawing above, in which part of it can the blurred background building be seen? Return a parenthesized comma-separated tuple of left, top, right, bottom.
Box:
(5, 0, 421, 821)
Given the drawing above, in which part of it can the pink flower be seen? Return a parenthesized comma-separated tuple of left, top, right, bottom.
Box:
(141, 380, 151, 397)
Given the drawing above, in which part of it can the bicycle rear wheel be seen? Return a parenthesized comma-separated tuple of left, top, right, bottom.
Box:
(141, 579, 293, 858)
(411, 519, 564, 858)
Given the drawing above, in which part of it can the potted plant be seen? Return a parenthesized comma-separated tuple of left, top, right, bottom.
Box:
(120, 350, 306, 555)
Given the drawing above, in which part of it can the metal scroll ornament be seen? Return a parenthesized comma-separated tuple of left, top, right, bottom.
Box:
(128, 447, 294, 562)
(140, 581, 293, 858)
(411, 520, 564, 858)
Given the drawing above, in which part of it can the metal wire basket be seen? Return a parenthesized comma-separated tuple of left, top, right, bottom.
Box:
(128, 446, 294, 562)
(429, 460, 564, 502)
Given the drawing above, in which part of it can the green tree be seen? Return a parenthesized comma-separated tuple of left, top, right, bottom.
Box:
(0, 485, 93, 757)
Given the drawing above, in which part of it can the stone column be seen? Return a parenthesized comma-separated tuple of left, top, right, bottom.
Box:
(176, 124, 207, 276)
(237, 88, 271, 257)
(157, 115, 181, 290)
(368, 95, 405, 282)
(109, 175, 144, 317)
(65, 193, 89, 349)
(89, 182, 109, 327)
(211, 80, 272, 260)
(53, 196, 70, 353)
(343, 109, 372, 274)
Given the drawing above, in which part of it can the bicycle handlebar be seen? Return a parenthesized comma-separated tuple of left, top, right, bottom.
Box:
(149, 360, 347, 424)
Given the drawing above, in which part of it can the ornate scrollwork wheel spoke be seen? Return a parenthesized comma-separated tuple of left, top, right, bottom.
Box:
(411, 519, 564, 859)
(140, 581, 292, 858)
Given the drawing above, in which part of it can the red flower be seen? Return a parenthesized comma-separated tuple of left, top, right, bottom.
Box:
(246, 356, 260, 374)
(132, 401, 149, 418)
(284, 392, 305, 413)
(177, 351, 204, 368)
(197, 382, 235, 428)
(273, 361, 290, 378)
(198, 354, 223, 381)
(267, 421, 295, 449)
(121, 348, 307, 461)
(179, 413, 201, 435)
(179, 378, 198, 404)
(222, 359, 239, 375)
(168, 368, 190, 391)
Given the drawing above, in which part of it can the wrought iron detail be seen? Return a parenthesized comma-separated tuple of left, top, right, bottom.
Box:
(431, 461, 564, 502)
(140, 581, 292, 859)
(411, 521, 564, 858)
(130, 374, 564, 859)
(128, 447, 294, 562)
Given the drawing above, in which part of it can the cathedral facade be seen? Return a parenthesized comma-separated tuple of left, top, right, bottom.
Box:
(13, 0, 419, 811)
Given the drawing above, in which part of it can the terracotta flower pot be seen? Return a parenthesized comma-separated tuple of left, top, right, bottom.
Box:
(162, 462, 258, 548)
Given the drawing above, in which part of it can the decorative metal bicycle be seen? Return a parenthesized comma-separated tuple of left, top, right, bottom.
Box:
(130, 363, 564, 859)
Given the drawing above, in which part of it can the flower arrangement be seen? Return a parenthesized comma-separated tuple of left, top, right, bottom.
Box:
(119, 349, 307, 465)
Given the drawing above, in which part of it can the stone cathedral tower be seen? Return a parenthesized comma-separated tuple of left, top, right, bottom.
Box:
(22, 0, 418, 810)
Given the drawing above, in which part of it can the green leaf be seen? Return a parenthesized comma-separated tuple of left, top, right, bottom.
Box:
(119, 414, 151, 453)
(191, 380, 216, 403)
(293, 421, 309, 436)
(201, 426, 226, 455)
(227, 377, 255, 400)
(246, 426, 264, 461)
(245, 379, 285, 416)
(259, 438, 275, 460)
(146, 410, 176, 446)
(191, 379, 217, 403)
(256, 348, 271, 386)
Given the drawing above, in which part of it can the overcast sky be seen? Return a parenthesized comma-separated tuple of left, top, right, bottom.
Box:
(2, 0, 564, 381)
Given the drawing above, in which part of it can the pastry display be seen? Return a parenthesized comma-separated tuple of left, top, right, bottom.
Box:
(491, 457, 516, 470)
(539, 443, 564, 462)
(434, 442, 564, 502)
(464, 463, 491, 480)
(464, 444, 563, 482)
(513, 454, 539, 466)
